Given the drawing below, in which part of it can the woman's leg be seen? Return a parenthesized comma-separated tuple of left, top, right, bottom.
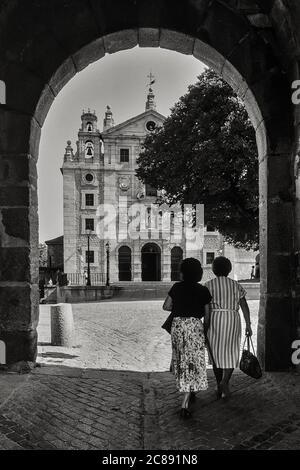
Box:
(220, 368, 234, 397)
(213, 366, 223, 384)
(213, 367, 223, 398)
(222, 368, 234, 385)
(181, 392, 191, 409)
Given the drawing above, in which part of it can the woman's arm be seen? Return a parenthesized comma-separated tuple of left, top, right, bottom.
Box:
(163, 295, 172, 312)
(239, 297, 253, 336)
(204, 304, 211, 334)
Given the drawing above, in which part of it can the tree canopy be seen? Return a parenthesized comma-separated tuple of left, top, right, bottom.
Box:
(136, 69, 258, 250)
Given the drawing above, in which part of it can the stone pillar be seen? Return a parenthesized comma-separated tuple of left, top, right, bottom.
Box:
(257, 116, 298, 371)
(0, 112, 40, 364)
(162, 243, 171, 282)
(109, 242, 118, 283)
(50, 303, 74, 347)
(133, 241, 141, 281)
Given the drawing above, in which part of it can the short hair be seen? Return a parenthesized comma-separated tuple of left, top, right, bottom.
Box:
(212, 256, 232, 277)
(180, 258, 203, 282)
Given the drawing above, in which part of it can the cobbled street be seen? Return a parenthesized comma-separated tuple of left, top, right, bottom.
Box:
(1, 299, 300, 450)
(37, 300, 259, 371)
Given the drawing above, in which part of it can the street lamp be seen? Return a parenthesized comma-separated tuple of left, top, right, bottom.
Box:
(86, 229, 92, 286)
(105, 241, 110, 287)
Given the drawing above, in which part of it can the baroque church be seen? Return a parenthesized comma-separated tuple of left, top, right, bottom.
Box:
(61, 85, 255, 284)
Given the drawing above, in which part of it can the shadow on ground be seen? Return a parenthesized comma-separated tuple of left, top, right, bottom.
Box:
(0, 364, 300, 450)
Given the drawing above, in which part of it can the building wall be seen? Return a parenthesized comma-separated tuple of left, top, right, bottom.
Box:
(62, 108, 256, 283)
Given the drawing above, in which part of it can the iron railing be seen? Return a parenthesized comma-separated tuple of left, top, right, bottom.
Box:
(65, 272, 105, 286)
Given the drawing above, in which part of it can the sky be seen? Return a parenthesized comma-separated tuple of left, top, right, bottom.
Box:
(38, 47, 206, 243)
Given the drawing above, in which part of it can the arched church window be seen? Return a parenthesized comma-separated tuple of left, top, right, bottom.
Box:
(0, 80, 6, 104)
(85, 141, 94, 158)
(86, 122, 93, 132)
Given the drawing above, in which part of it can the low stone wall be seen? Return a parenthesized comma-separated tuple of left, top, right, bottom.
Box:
(240, 282, 260, 300)
(56, 286, 114, 303)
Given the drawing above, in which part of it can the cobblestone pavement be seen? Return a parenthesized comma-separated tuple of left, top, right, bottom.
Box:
(1, 299, 299, 451)
(37, 300, 259, 371)
(0, 367, 300, 450)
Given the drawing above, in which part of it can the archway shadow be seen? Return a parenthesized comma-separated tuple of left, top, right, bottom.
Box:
(0, 363, 299, 450)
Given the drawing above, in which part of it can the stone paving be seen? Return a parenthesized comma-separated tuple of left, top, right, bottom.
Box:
(0, 299, 299, 451)
(37, 300, 259, 371)
(0, 367, 300, 450)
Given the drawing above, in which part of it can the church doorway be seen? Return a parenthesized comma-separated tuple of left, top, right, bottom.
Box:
(141, 243, 161, 281)
(118, 246, 132, 281)
(171, 247, 183, 281)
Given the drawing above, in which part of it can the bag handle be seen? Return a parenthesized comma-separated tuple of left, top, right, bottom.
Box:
(243, 334, 256, 355)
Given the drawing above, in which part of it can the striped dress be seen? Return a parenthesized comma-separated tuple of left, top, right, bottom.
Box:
(205, 276, 246, 368)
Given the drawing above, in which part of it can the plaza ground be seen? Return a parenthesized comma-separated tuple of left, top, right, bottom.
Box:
(37, 300, 259, 371)
(0, 299, 300, 450)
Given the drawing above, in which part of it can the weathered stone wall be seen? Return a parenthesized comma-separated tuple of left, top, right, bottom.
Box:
(0, 0, 299, 369)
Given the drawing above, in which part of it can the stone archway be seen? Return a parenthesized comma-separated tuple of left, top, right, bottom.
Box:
(0, 1, 299, 371)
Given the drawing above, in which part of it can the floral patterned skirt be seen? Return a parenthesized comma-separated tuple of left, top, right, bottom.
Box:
(171, 317, 208, 393)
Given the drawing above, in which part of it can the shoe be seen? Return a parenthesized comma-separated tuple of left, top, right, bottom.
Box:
(180, 408, 192, 419)
(215, 385, 222, 399)
(221, 383, 230, 400)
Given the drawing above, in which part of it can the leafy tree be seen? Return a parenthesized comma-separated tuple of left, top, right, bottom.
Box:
(136, 69, 258, 250)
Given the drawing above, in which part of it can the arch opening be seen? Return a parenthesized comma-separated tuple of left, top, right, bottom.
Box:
(118, 246, 132, 281)
(171, 246, 183, 281)
(141, 243, 161, 281)
(12, 21, 294, 371)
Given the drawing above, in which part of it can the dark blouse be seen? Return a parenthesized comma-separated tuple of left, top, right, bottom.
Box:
(168, 281, 212, 319)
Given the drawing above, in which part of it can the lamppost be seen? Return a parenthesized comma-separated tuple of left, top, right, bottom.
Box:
(86, 229, 92, 286)
(106, 241, 110, 287)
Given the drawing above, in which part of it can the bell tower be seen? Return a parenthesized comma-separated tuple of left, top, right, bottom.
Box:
(78, 109, 102, 161)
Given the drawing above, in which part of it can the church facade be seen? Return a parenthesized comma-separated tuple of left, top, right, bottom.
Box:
(61, 88, 255, 284)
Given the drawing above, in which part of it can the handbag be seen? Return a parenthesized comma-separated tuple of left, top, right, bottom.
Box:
(161, 312, 174, 334)
(239, 335, 262, 379)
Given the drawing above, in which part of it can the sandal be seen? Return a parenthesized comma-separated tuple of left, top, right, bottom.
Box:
(180, 408, 192, 419)
(215, 385, 222, 399)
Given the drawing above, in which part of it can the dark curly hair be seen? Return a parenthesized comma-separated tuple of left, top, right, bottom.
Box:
(212, 256, 232, 277)
(180, 258, 203, 282)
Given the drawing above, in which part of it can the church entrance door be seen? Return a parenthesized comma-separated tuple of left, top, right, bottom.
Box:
(141, 243, 161, 281)
(118, 246, 132, 281)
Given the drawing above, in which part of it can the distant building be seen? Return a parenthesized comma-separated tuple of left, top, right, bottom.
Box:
(45, 236, 64, 271)
(61, 86, 256, 283)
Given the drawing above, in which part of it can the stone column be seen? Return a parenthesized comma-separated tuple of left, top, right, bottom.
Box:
(257, 115, 298, 371)
(133, 241, 141, 281)
(162, 243, 171, 282)
(0, 112, 40, 364)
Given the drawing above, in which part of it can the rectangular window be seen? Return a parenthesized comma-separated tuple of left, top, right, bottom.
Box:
(120, 148, 129, 163)
(85, 218, 94, 231)
(145, 184, 157, 197)
(206, 224, 216, 232)
(206, 252, 215, 265)
(85, 194, 94, 206)
(85, 251, 94, 263)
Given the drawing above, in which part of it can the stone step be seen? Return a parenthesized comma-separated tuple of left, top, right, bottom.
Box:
(112, 282, 174, 300)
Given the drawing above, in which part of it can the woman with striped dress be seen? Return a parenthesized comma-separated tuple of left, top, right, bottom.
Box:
(205, 256, 252, 399)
